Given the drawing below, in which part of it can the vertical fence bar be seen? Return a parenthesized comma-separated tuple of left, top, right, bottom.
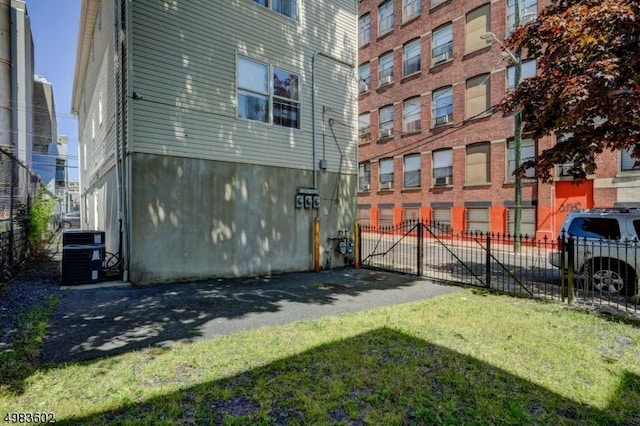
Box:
(567, 236, 575, 305)
(485, 233, 491, 289)
(416, 221, 423, 277)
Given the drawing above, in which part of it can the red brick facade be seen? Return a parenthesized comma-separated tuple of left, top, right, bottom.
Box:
(356, 0, 640, 240)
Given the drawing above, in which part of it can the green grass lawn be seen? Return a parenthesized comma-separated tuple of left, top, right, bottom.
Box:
(1, 289, 639, 425)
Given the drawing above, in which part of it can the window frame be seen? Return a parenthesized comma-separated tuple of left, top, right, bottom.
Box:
(403, 38, 421, 77)
(402, 97, 421, 134)
(359, 112, 371, 143)
(465, 142, 491, 186)
(359, 13, 371, 46)
(252, 0, 298, 20)
(359, 162, 371, 191)
(465, 4, 491, 53)
(379, 157, 395, 189)
(236, 55, 300, 129)
(378, 105, 395, 139)
(359, 62, 371, 93)
(432, 86, 453, 127)
(507, 138, 536, 179)
(465, 74, 490, 120)
(507, 59, 537, 89)
(507, 0, 537, 35)
(432, 149, 453, 186)
(432, 23, 453, 65)
(378, 51, 394, 85)
(403, 0, 421, 23)
(403, 154, 421, 188)
(378, 0, 394, 36)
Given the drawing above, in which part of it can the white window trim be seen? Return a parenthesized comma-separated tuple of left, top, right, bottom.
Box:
(236, 54, 301, 129)
(251, 0, 299, 21)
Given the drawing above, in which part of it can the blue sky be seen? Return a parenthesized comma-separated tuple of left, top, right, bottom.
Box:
(28, 0, 81, 181)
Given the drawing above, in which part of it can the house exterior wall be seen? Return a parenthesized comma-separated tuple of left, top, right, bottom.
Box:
(74, 0, 358, 284)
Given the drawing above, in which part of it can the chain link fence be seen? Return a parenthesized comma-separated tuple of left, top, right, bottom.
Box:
(0, 149, 52, 279)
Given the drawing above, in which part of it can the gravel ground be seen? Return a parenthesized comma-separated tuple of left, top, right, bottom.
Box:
(0, 236, 63, 353)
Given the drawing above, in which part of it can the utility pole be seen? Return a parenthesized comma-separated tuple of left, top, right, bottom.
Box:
(513, 0, 522, 252)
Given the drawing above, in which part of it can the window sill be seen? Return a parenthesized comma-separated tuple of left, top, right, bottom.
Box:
(401, 71, 421, 82)
(430, 58, 453, 70)
(463, 44, 492, 58)
(431, 122, 453, 130)
(616, 170, 640, 178)
(358, 90, 370, 96)
(378, 189, 395, 193)
(430, 184, 453, 190)
(401, 14, 421, 26)
(377, 30, 393, 41)
(359, 42, 371, 49)
(464, 183, 491, 189)
(402, 187, 421, 193)
(377, 81, 394, 90)
(377, 135, 395, 142)
(401, 129, 422, 137)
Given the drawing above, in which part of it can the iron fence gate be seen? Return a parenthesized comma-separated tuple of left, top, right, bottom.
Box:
(359, 220, 639, 318)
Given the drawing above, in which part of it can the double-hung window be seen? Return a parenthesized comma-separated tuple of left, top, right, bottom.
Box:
(403, 0, 421, 22)
(379, 52, 394, 85)
(433, 149, 452, 186)
(466, 4, 490, 53)
(507, 0, 537, 34)
(403, 39, 421, 76)
(432, 24, 453, 65)
(403, 97, 421, 133)
(359, 62, 371, 93)
(466, 142, 491, 185)
(432, 86, 453, 127)
(404, 154, 421, 188)
(507, 138, 536, 178)
(507, 59, 536, 89)
(253, 0, 297, 19)
(466, 74, 490, 119)
(359, 162, 371, 191)
(621, 147, 640, 172)
(359, 113, 371, 143)
(379, 105, 394, 139)
(359, 13, 371, 46)
(378, 0, 394, 35)
(379, 158, 394, 189)
(237, 56, 300, 129)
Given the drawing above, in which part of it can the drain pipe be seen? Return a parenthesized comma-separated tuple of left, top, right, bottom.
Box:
(311, 51, 354, 188)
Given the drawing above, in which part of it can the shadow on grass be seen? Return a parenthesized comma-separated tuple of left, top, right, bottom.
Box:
(57, 328, 639, 425)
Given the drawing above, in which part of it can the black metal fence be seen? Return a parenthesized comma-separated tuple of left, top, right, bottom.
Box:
(0, 149, 49, 279)
(359, 220, 639, 318)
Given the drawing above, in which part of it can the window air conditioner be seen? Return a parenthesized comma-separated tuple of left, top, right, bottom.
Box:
(380, 128, 394, 139)
(359, 82, 370, 93)
(434, 176, 452, 186)
(435, 114, 449, 125)
(433, 51, 450, 64)
(380, 181, 393, 190)
(361, 183, 370, 191)
(380, 75, 393, 86)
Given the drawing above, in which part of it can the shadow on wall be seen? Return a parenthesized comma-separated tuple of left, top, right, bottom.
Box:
(53, 328, 640, 424)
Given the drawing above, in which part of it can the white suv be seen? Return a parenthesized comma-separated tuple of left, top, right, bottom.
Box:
(549, 208, 640, 297)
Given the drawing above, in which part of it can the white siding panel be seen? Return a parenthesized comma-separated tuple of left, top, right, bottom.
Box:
(130, 0, 357, 174)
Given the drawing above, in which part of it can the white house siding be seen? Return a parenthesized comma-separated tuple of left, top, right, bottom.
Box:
(129, 0, 357, 175)
(123, 1, 358, 283)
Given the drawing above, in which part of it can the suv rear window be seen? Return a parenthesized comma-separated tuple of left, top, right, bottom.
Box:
(567, 217, 621, 240)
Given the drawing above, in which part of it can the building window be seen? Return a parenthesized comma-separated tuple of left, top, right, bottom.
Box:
(507, 206, 536, 237)
(359, 62, 371, 93)
(466, 74, 490, 120)
(379, 158, 394, 190)
(359, 162, 371, 191)
(379, 0, 394, 35)
(253, 0, 297, 19)
(621, 147, 640, 172)
(507, 138, 536, 179)
(273, 67, 300, 128)
(237, 56, 299, 128)
(402, 97, 421, 133)
(92, 116, 95, 140)
(379, 207, 394, 228)
(403, 206, 420, 221)
(432, 86, 453, 127)
(357, 206, 371, 226)
(432, 207, 451, 229)
(507, 0, 537, 35)
(403, 0, 421, 22)
(466, 208, 489, 234)
(507, 59, 537, 89)
(433, 149, 452, 186)
(238, 56, 269, 123)
(98, 92, 103, 124)
(466, 4, 491, 53)
(359, 113, 371, 143)
(403, 38, 421, 76)
(378, 51, 394, 86)
(379, 105, 394, 139)
(359, 13, 371, 46)
(404, 154, 421, 188)
(466, 142, 491, 185)
(431, 0, 447, 8)
(432, 24, 453, 65)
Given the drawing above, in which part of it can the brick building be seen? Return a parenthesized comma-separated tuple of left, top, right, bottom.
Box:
(357, 0, 640, 241)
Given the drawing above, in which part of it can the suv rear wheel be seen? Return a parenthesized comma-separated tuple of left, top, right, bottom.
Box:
(588, 260, 636, 296)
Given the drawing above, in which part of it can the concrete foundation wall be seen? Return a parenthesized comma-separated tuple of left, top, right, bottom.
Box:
(129, 153, 355, 284)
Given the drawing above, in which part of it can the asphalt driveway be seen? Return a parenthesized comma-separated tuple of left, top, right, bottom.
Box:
(41, 268, 462, 363)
